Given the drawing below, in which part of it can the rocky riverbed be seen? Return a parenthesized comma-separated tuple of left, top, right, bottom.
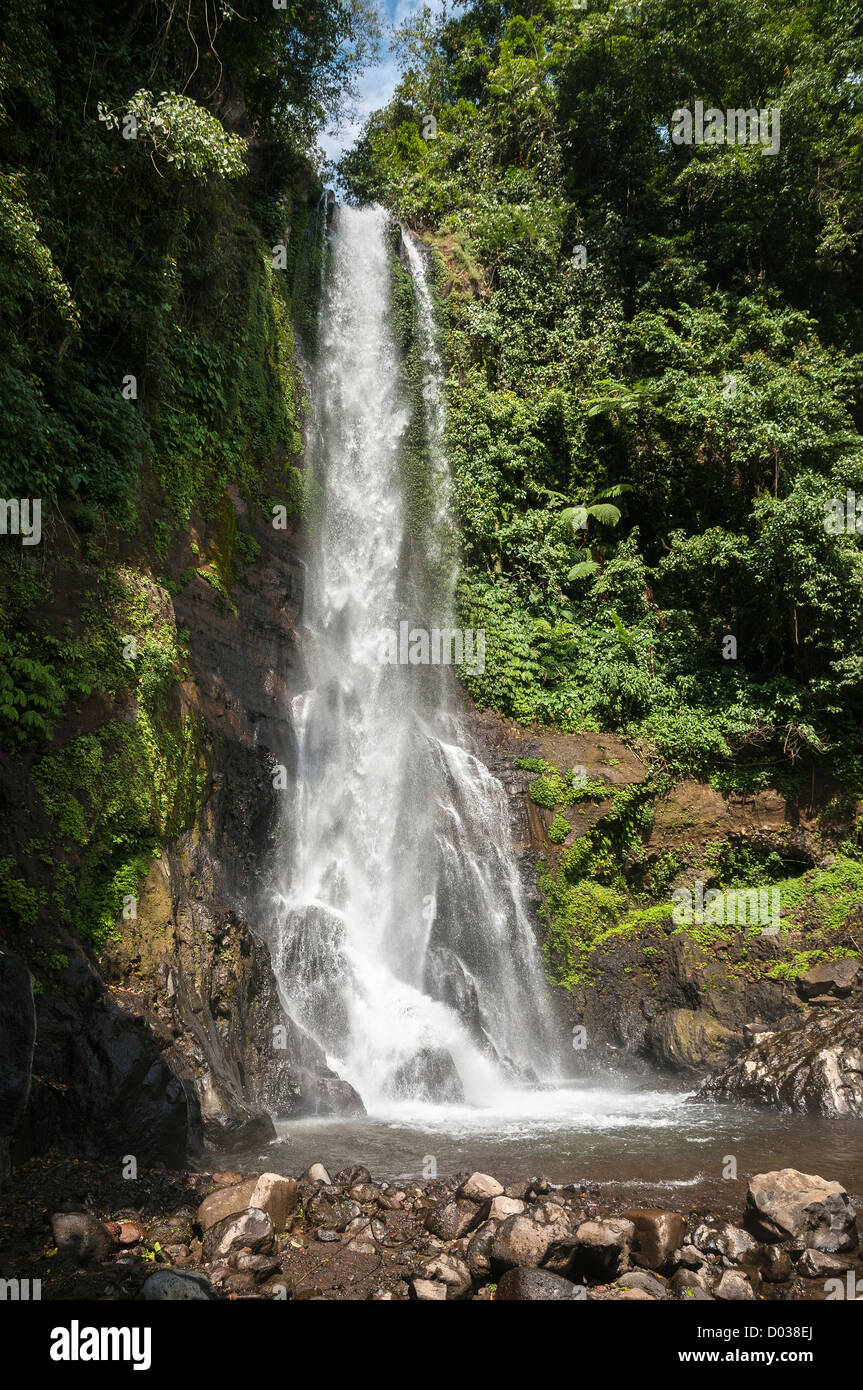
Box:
(2, 1156, 858, 1302)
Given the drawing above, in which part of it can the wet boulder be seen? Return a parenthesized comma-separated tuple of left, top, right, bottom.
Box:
(745, 1170, 857, 1253)
(567, 1217, 636, 1280)
(698, 1009, 863, 1117)
(426, 1198, 484, 1241)
(623, 1209, 687, 1273)
(387, 1048, 465, 1104)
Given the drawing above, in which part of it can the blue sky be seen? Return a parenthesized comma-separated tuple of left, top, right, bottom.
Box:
(319, 0, 446, 166)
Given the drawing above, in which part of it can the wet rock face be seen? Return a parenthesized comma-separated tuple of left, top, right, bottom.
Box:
(698, 1008, 863, 1117)
(27, 951, 196, 1169)
(0, 952, 36, 1186)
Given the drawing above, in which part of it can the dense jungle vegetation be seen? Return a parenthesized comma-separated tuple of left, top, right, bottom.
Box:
(343, 0, 863, 803)
(0, 0, 376, 950)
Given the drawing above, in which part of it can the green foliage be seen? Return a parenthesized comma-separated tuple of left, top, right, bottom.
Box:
(344, 0, 863, 793)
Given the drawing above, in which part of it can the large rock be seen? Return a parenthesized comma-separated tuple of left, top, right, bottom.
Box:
(426, 1198, 484, 1241)
(496, 1268, 584, 1300)
(202, 1207, 275, 1261)
(423, 1253, 472, 1299)
(698, 1009, 863, 1116)
(0, 953, 36, 1186)
(491, 1215, 556, 1272)
(458, 1173, 504, 1203)
(51, 1211, 115, 1264)
(745, 1170, 857, 1252)
(795, 960, 858, 1000)
(466, 1220, 499, 1280)
(623, 1209, 687, 1273)
(387, 1048, 465, 1103)
(196, 1173, 298, 1233)
(567, 1218, 635, 1280)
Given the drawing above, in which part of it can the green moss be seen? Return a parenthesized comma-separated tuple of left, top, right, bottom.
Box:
(547, 813, 570, 844)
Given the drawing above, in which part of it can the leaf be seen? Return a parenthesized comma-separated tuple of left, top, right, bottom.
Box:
(567, 559, 600, 581)
(587, 503, 621, 527)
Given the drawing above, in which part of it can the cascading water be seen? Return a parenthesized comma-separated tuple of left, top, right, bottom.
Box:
(273, 203, 559, 1113)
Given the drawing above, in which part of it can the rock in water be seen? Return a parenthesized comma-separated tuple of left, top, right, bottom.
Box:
(698, 1009, 863, 1116)
(387, 1048, 465, 1103)
(745, 1170, 858, 1252)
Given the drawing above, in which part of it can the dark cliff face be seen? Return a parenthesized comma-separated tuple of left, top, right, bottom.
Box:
(2, 478, 363, 1178)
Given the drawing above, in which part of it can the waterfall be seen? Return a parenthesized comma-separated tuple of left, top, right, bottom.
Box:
(273, 203, 558, 1114)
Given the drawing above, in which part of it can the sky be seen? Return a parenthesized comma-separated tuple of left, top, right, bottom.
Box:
(318, 0, 446, 168)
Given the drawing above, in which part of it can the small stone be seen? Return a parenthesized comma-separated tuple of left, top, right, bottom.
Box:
(410, 1278, 447, 1300)
(142, 1269, 216, 1301)
(714, 1269, 757, 1300)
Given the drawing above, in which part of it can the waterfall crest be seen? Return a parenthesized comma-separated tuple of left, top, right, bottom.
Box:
(274, 204, 557, 1113)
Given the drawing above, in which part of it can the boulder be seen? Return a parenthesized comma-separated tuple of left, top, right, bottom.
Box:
(410, 1278, 447, 1301)
(466, 1221, 499, 1280)
(51, 1211, 115, 1264)
(795, 959, 858, 1000)
(457, 1173, 504, 1203)
(669, 1269, 714, 1300)
(426, 1198, 484, 1242)
(202, 1207, 275, 1262)
(693, 1221, 757, 1262)
(423, 1253, 472, 1299)
(714, 1269, 757, 1300)
(306, 1163, 331, 1185)
(745, 1170, 857, 1252)
(388, 1048, 464, 1104)
(496, 1268, 584, 1301)
(491, 1215, 556, 1272)
(567, 1218, 635, 1280)
(196, 1173, 298, 1233)
(698, 1010, 863, 1117)
(796, 1248, 853, 1278)
(608, 1269, 668, 1299)
(142, 1269, 217, 1300)
(488, 1196, 525, 1221)
(623, 1209, 687, 1273)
